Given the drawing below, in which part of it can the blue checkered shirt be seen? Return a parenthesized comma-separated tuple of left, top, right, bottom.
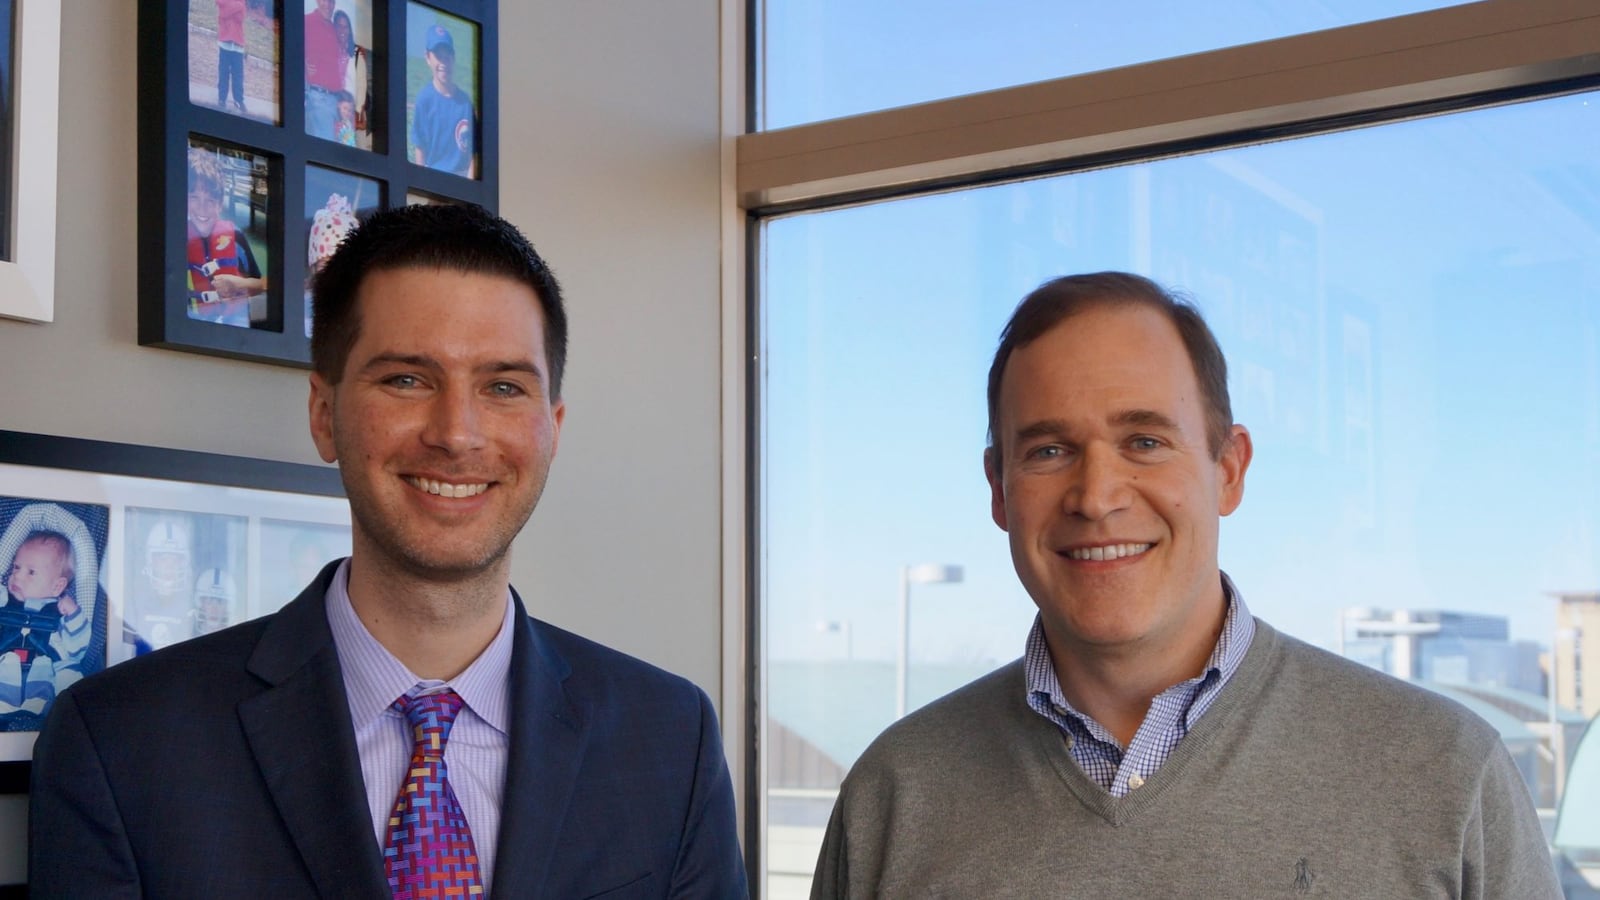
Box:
(1024, 573, 1254, 797)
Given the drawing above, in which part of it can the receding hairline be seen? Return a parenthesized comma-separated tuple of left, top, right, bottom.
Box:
(987, 283, 1233, 459)
(991, 302, 1194, 423)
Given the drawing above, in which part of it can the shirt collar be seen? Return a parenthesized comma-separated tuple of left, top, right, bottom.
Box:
(324, 558, 515, 734)
(1024, 571, 1255, 718)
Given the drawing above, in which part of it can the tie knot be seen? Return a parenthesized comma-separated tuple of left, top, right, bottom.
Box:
(393, 689, 464, 750)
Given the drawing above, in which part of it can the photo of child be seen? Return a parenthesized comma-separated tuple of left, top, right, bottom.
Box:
(335, 89, 357, 146)
(303, 165, 381, 337)
(406, 3, 478, 178)
(187, 0, 281, 124)
(305, 0, 375, 149)
(185, 140, 271, 329)
(0, 499, 110, 728)
(120, 508, 246, 660)
(191, 567, 238, 636)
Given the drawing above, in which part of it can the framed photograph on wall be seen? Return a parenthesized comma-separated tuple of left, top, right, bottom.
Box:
(186, 0, 281, 124)
(0, 0, 62, 324)
(405, 2, 478, 178)
(138, 0, 499, 366)
(0, 431, 350, 787)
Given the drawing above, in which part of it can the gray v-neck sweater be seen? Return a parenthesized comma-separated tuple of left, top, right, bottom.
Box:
(811, 621, 1561, 899)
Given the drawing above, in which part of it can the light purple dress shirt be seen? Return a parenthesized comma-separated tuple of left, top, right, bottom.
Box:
(1024, 572, 1255, 797)
(324, 559, 513, 892)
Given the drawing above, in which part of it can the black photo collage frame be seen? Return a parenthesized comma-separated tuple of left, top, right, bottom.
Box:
(138, 0, 499, 366)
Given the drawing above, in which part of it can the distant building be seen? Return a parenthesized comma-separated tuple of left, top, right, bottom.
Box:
(1339, 607, 1543, 694)
(1552, 591, 1600, 720)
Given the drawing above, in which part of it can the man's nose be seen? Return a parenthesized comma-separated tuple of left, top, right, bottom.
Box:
(1064, 444, 1132, 520)
(421, 385, 487, 453)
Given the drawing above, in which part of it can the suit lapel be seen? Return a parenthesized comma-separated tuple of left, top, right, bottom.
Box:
(238, 567, 390, 899)
(491, 589, 590, 898)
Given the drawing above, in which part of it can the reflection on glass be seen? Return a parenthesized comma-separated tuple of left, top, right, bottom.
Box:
(762, 91, 1600, 896)
(762, 0, 1472, 129)
(120, 508, 247, 657)
(259, 519, 353, 615)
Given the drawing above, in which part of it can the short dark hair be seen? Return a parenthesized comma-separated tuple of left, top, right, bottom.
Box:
(310, 203, 568, 398)
(986, 271, 1233, 460)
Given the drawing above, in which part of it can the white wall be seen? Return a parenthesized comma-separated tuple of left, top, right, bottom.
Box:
(0, 0, 728, 881)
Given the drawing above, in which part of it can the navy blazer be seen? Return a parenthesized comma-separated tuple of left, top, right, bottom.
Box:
(28, 563, 749, 898)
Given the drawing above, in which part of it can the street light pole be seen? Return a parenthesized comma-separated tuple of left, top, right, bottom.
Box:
(896, 563, 964, 719)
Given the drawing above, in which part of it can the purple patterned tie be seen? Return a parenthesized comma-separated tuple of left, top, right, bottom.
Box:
(383, 690, 484, 899)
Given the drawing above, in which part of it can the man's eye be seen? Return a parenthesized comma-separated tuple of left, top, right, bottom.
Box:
(385, 374, 421, 389)
(1130, 436, 1163, 451)
(1025, 445, 1062, 461)
(488, 381, 526, 397)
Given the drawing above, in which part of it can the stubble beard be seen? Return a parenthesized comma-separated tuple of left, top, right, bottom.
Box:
(338, 456, 551, 597)
(347, 483, 539, 587)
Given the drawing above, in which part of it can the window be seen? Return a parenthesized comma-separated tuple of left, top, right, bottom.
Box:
(759, 0, 1473, 129)
(756, 86, 1600, 899)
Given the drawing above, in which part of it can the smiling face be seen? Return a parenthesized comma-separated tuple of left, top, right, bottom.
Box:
(308, 266, 564, 585)
(425, 46, 454, 88)
(187, 186, 221, 236)
(9, 538, 70, 602)
(985, 302, 1251, 662)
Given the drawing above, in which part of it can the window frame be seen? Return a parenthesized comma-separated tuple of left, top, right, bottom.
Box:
(728, 0, 1600, 894)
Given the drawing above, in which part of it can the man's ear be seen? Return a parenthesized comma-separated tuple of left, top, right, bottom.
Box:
(1217, 424, 1253, 516)
(984, 447, 1008, 531)
(308, 373, 338, 464)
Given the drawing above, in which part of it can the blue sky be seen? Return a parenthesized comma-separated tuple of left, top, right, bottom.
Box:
(761, 0, 1470, 128)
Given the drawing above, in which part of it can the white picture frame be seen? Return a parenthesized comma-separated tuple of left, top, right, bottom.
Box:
(0, 431, 350, 766)
(0, 0, 61, 323)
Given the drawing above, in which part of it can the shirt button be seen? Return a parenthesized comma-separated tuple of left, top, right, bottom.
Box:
(1128, 774, 1145, 790)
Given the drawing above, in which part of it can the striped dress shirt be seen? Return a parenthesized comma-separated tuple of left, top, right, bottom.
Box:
(324, 559, 513, 893)
(1023, 572, 1254, 797)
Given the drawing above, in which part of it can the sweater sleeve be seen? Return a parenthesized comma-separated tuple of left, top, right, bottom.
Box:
(1462, 738, 1562, 899)
(809, 794, 850, 900)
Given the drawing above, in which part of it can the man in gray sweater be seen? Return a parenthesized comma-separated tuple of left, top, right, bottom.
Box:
(811, 273, 1561, 899)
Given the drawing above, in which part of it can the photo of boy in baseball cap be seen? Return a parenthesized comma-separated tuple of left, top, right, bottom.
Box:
(407, 5, 478, 177)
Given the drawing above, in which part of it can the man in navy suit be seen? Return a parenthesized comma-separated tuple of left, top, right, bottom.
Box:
(29, 204, 749, 898)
